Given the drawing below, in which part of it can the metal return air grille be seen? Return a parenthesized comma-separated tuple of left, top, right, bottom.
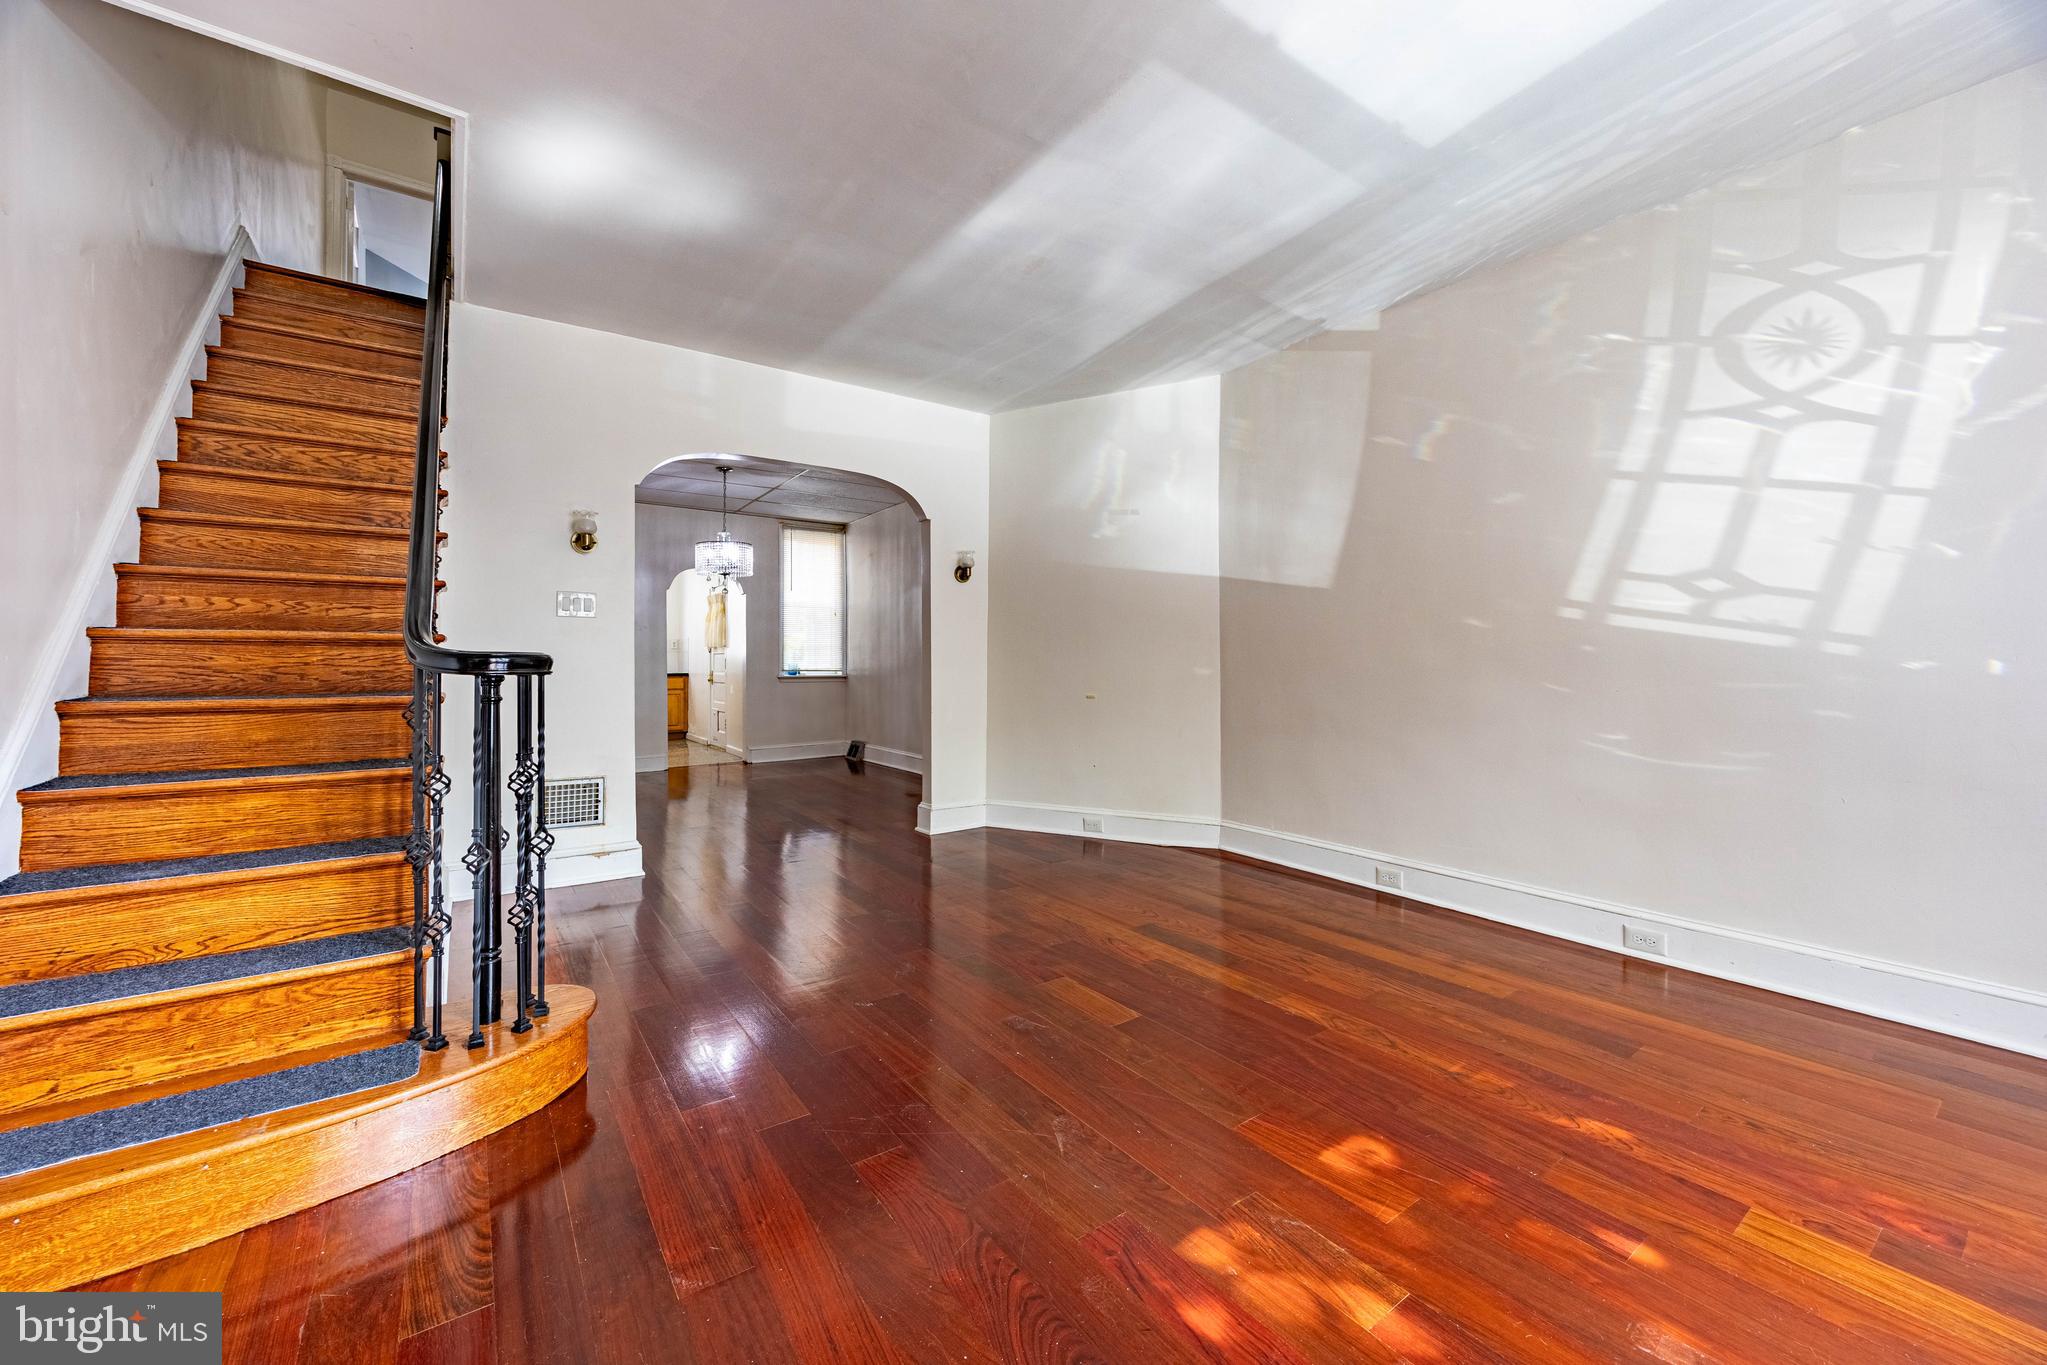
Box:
(543, 777, 604, 828)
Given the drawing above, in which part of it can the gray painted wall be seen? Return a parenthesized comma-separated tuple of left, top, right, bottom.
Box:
(847, 501, 928, 766)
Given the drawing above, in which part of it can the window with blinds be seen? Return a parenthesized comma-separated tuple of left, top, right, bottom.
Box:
(780, 523, 847, 676)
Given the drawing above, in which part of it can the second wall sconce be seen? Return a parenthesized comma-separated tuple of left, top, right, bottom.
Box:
(569, 510, 599, 554)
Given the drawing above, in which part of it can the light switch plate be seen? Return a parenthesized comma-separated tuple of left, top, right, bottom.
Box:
(557, 591, 597, 617)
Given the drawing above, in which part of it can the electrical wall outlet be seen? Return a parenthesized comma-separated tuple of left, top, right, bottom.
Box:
(1623, 925, 1668, 956)
(1080, 816, 1105, 834)
(1374, 867, 1403, 891)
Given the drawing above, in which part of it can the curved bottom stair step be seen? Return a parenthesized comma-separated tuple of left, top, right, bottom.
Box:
(0, 985, 593, 1290)
(0, 1039, 422, 1179)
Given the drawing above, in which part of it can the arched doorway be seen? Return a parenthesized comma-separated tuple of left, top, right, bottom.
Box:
(663, 568, 745, 765)
(633, 453, 932, 825)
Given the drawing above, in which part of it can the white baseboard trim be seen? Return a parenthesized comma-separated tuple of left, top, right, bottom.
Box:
(932, 797, 2047, 1057)
(1217, 820, 2047, 1062)
(984, 800, 1220, 849)
(748, 740, 850, 764)
(443, 837, 643, 891)
(550, 838, 645, 888)
(861, 745, 923, 774)
(640, 737, 748, 771)
(919, 801, 987, 836)
(0, 226, 253, 879)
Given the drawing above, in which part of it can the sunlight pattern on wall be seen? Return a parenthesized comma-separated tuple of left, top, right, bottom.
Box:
(1563, 90, 2012, 653)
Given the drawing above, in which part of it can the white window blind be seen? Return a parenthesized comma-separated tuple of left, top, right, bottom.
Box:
(780, 524, 846, 675)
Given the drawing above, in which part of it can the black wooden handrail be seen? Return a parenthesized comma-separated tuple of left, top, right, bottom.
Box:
(402, 129, 554, 1054)
(404, 129, 550, 678)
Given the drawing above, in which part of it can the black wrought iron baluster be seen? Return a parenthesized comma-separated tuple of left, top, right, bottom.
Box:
(466, 675, 505, 1048)
(404, 666, 429, 1042)
(531, 675, 551, 1016)
(506, 677, 537, 1034)
(400, 131, 552, 1053)
(422, 673, 451, 1051)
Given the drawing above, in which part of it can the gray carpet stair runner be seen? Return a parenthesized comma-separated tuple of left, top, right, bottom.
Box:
(0, 836, 405, 897)
(0, 927, 412, 1021)
(19, 756, 401, 793)
(0, 749, 421, 1180)
(0, 1041, 422, 1178)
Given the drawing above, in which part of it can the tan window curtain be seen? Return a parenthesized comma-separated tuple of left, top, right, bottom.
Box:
(705, 585, 729, 651)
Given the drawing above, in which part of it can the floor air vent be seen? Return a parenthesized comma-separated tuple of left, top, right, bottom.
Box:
(544, 777, 605, 828)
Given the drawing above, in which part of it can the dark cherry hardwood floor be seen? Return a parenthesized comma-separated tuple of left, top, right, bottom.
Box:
(87, 759, 2047, 1362)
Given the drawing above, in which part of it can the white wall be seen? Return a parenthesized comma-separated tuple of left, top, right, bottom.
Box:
(441, 304, 988, 879)
(987, 378, 1221, 834)
(848, 502, 928, 769)
(0, 0, 329, 875)
(1221, 69, 2047, 1013)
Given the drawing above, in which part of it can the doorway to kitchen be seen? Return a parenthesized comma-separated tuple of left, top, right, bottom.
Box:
(664, 568, 746, 768)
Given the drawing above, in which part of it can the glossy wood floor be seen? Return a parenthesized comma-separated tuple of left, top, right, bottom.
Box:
(89, 760, 2047, 1362)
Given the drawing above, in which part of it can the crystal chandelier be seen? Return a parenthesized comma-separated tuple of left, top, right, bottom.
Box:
(693, 465, 754, 578)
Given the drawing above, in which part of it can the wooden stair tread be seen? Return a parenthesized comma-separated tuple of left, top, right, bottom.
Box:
(0, 840, 409, 992)
(115, 561, 407, 587)
(0, 986, 591, 1292)
(0, 929, 411, 1033)
(189, 379, 420, 423)
(84, 630, 411, 700)
(243, 261, 429, 312)
(87, 626, 400, 642)
(205, 346, 420, 389)
(200, 359, 418, 420)
(0, 988, 589, 1209)
(175, 418, 432, 459)
(0, 835, 405, 899)
(21, 758, 409, 802)
(55, 691, 411, 774)
(0, 1034, 415, 1139)
(0, 953, 411, 1126)
(230, 286, 424, 333)
(156, 459, 410, 496)
(137, 507, 415, 541)
(56, 692, 408, 716)
(216, 314, 423, 360)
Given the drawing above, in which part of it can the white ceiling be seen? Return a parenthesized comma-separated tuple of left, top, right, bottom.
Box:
(132, 0, 2047, 411)
(636, 454, 905, 525)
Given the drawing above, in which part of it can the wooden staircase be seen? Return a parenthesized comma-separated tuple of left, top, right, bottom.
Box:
(0, 262, 590, 1289)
